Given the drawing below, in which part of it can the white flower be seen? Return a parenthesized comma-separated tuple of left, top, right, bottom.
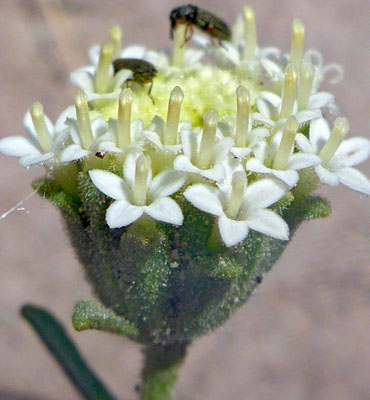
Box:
(60, 117, 110, 162)
(184, 176, 289, 247)
(246, 117, 321, 188)
(174, 127, 233, 182)
(296, 118, 370, 194)
(0, 104, 70, 167)
(253, 90, 324, 129)
(98, 119, 145, 154)
(89, 151, 187, 228)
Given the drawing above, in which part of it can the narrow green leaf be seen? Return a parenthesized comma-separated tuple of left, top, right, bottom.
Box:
(21, 304, 116, 400)
(73, 298, 139, 339)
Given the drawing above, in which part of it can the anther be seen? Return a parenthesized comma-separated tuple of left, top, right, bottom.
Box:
(226, 171, 247, 219)
(243, 6, 257, 62)
(133, 154, 150, 206)
(75, 90, 94, 150)
(95, 42, 113, 93)
(297, 61, 314, 110)
(30, 102, 53, 152)
(273, 116, 299, 170)
(280, 63, 298, 119)
(318, 117, 349, 165)
(197, 109, 219, 169)
(109, 25, 122, 59)
(172, 25, 187, 67)
(235, 86, 250, 148)
(164, 86, 184, 146)
(117, 88, 133, 149)
(290, 19, 305, 73)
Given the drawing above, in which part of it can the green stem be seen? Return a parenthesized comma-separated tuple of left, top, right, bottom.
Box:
(140, 342, 189, 400)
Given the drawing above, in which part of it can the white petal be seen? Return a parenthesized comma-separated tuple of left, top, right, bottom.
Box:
(252, 112, 275, 127)
(259, 91, 282, 108)
(246, 158, 272, 174)
(91, 117, 108, 139)
(295, 109, 321, 125)
(214, 137, 234, 162)
(65, 118, 82, 145)
(123, 150, 142, 188)
(287, 153, 321, 170)
(20, 152, 54, 167)
(141, 130, 163, 148)
(180, 129, 198, 160)
(256, 98, 271, 119)
(145, 197, 183, 225)
(272, 169, 299, 187)
(89, 170, 129, 200)
(247, 209, 289, 240)
(218, 215, 249, 247)
(309, 117, 331, 153)
(54, 106, 76, 133)
(200, 164, 226, 182)
(314, 164, 339, 186)
(335, 167, 370, 194)
(70, 68, 95, 92)
(60, 144, 89, 162)
(149, 170, 187, 199)
(184, 184, 224, 216)
(295, 133, 314, 154)
(23, 110, 54, 139)
(174, 155, 200, 174)
(184, 48, 204, 64)
(112, 69, 132, 90)
(88, 44, 101, 65)
(308, 92, 334, 109)
(244, 178, 288, 209)
(260, 59, 283, 78)
(231, 147, 252, 159)
(106, 200, 143, 228)
(334, 137, 370, 167)
(0, 136, 41, 157)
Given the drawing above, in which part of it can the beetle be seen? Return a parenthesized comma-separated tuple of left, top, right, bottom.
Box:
(113, 58, 158, 104)
(169, 4, 231, 45)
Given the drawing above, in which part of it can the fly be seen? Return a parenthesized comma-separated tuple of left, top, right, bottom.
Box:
(113, 58, 158, 104)
(170, 4, 231, 46)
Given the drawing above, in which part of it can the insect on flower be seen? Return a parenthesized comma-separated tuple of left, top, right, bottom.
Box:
(113, 58, 158, 104)
(169, 4, 231, 45)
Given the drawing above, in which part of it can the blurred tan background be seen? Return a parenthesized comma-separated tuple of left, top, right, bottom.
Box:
(0, 1, 369, 399)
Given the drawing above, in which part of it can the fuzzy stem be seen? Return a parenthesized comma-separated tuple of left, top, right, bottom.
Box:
(140, 343, 188, 400)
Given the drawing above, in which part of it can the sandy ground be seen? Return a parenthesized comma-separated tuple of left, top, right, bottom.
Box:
(0, 1, 369, 399)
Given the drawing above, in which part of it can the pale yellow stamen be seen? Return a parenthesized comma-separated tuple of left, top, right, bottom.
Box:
(109, 25, 122, 59)
(117, 88, 133, 149)
(95, 42, 113, 93)
(30, 102, 53, 152)
(297, 61, 314, 110)
(290, 19, 305, 73)
(273, 116, 299, 170)
(319, 117, 349, 165)
(75, 90, 94, 150)
(197, 109, 219, 169)
(226, 171, 247, 219)
(280, 63, 298, 119)
(242, 6, 257, 62)
(164, 86, 184, 146)
(133, 154, 150, 206)
(172, 25, 187, 68)
(235, 86, 250, 148)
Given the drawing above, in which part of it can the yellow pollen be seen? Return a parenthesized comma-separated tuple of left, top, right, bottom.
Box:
(226, 171, 247, 219)
(95, 42, 113, 93)
(235, 85, 250, 148)
(280, 63, 298, 119)
(319, 117, 349, 165)
(75, 90, 94, 150)
(197, 109, 219, 169)
(133, 154, 150, 206)
(164, 86, 184, 145)
(109, 25, 122, 59)
(290, 19, 305, 73)
(172, 25, 187, 68)
(243, 6, 257, 62)
(273, 116, 299, 170)
(117, 88, 133, 149)
(297, 61, 314, 110)
(30, 102, 53, 153)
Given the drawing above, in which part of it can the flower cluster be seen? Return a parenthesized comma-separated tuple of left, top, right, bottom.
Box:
(1, 6, 369, 248)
